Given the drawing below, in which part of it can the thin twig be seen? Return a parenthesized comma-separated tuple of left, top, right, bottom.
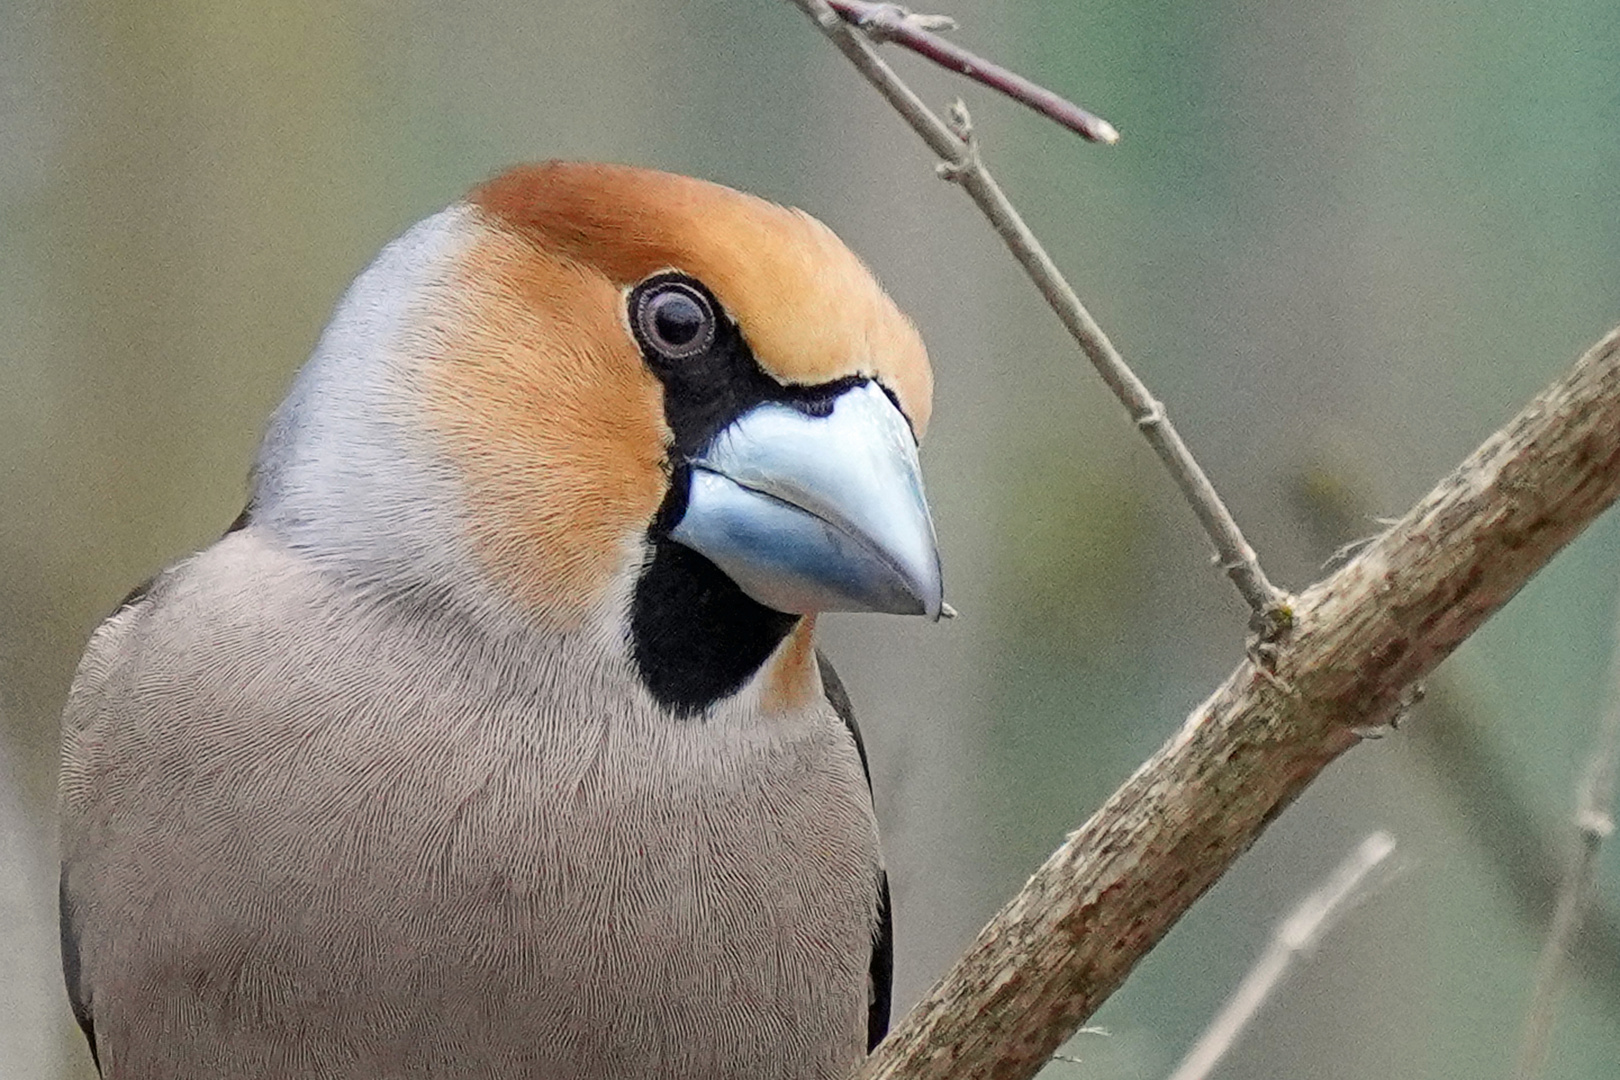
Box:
(1516, 578, 1620, 1080)
(1166, 833, 1399, 1080)
(823, 0, 1119, 143)
(788, 0, 1288, 623)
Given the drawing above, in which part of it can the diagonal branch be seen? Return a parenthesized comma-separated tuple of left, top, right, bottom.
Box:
(788, 0, 1287, 623)
(854, 326, 1620, 1080)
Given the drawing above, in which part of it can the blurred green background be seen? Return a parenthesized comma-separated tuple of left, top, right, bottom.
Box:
(4, 1, 1620, 1077)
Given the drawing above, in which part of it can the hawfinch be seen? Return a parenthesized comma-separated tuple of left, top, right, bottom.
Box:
(58, 162, 942, 1080)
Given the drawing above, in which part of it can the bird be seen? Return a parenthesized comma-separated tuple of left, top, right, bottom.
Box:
(58, 161, 942, 1080)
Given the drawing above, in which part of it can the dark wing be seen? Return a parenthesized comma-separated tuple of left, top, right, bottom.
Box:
(867, 870, 894, 1051)
(815, 651, 893, 1052)
(60, 871, 100, 1072)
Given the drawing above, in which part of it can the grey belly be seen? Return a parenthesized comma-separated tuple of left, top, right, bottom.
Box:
(63, 542, 883, 1079)
(74, 695, 881, 1080)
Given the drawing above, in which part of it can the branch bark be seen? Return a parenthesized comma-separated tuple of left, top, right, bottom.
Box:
(859, 326, 1620, 1080)
(1291, 471, 1620, 1006)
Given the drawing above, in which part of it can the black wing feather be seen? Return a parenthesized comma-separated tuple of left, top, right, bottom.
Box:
(816, 651, 894, 1051)
(59, 871, 100, 1071)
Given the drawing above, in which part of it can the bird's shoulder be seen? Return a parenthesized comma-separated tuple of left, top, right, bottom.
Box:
(65, 520, 309, 723)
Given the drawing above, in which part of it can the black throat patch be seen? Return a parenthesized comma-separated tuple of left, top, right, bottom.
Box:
(629, 538, 799, 718)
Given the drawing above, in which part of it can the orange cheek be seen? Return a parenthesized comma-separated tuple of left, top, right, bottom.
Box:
(423, 228, 670, 627)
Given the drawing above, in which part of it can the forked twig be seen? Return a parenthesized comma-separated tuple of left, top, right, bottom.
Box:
(1166, 833, 1399, 1080)
(788, 0, 1289, 624)
(824, 0, 1119, 143)
(1516, 577, 1620, 1080)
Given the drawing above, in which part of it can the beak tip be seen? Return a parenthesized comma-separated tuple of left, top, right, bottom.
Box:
(921, 578, 944, 623)
(906, 557, 944, 622)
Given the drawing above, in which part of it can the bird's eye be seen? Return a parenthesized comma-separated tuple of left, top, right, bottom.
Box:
(634, 280, 716, 361)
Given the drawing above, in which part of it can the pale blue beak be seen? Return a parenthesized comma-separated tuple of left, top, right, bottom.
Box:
(669, 381, 944, 619)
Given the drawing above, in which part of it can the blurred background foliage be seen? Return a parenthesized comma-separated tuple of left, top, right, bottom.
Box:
(3, 1, 1619, 1077)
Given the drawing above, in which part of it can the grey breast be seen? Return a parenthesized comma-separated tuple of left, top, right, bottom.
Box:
(60, 528, 882, 1079)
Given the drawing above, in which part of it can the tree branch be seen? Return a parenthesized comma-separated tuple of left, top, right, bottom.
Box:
(856, 326, 1620, 1080)
(787, 0, 1287, 622)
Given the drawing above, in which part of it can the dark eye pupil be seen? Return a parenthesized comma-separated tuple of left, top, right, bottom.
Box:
(636, 280, 716, 361)
(651, 293, 704, 347)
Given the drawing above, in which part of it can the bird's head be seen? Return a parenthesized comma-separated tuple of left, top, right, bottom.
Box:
(254, 162, 941, 710)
